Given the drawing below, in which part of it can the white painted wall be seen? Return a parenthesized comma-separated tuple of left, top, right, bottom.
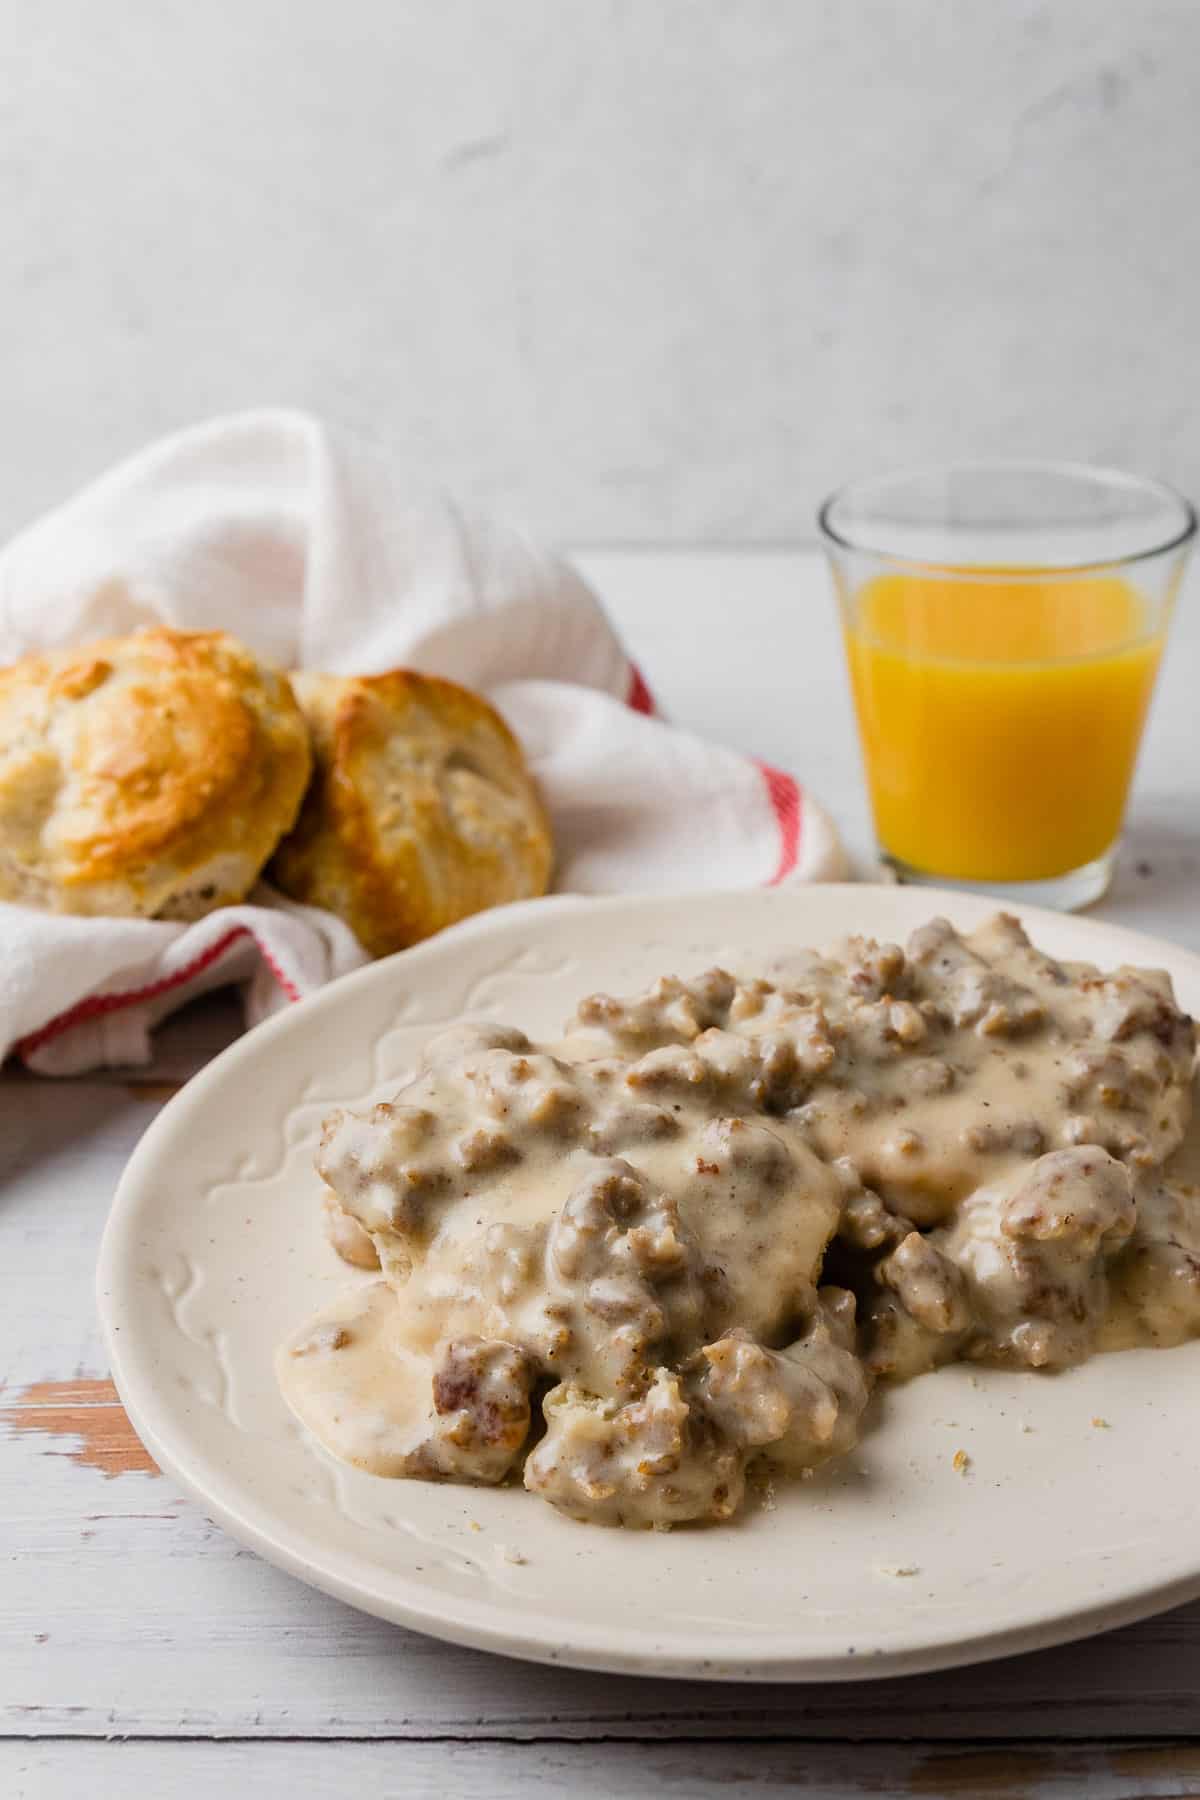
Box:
(4, 0, 1198, 543)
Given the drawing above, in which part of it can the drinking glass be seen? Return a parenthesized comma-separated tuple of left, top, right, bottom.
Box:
(819, 461, 1196, 909)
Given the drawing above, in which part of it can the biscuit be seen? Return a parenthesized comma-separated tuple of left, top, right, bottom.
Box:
(0, 627, 311, 919)
(270, 670, 553, 956)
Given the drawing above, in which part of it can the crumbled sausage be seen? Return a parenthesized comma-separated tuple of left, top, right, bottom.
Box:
(586, 1097, 680, 1153)
(455, 1125, 520, 1172)
(880, 1232, 972, 1336)
(524, 1370, 745, 1528)
(283, 911, 1198, 1528)
(931, 1149, 1135, 1368)
(698, 1291, 870, 1473)
(545, 1158, 714, 1393)
(1107, 1178, 1200, 1347)
(908, 917, 1044, 1036)
(761, 1290, 872, 1470)
(317, 1101, 445, 1252)
(841, 936, 908, 1000)
(571, 970, 738, 1050)
(430, 1337, 534, 1483)
(837, 1184, 911, 1253)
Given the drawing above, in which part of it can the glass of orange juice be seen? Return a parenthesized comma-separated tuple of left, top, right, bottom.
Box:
(820, 461, 1195, 909)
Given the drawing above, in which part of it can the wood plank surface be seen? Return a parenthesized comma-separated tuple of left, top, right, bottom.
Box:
(4, 1739, 1200, 1800)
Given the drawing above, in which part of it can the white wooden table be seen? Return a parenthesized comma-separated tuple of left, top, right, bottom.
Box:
(4, 551, 1200, 1800)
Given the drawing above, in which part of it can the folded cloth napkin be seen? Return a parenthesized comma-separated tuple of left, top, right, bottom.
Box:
(0, 410, 846, 1075)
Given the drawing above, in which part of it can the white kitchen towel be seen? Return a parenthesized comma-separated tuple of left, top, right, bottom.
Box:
(0, 410, 846, 1075)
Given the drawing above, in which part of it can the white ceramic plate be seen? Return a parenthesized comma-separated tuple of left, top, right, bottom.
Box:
(98, 886, 1200, 1681)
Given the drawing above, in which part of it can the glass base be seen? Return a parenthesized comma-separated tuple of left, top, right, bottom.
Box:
(878, 847, 1115, 913)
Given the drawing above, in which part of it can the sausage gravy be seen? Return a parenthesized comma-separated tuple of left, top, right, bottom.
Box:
(279, 914, 1200, 1528)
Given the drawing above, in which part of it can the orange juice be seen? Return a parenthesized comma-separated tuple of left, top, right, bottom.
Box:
(844, 572, 1163, 881)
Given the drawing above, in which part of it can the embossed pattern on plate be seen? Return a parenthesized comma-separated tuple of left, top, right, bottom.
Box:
(98, 888, 1200, 1680)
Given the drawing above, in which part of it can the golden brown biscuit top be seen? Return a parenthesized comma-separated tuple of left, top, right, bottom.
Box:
(328, 670, 532, 830)
(0, 627, 308, 898)
(273, 668, 552, 956)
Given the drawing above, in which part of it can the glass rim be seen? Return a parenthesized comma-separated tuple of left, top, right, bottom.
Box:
(817, 458, 1198, 578)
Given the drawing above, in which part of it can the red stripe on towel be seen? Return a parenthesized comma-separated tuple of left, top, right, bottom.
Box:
(626, 663, 657, 716)
(756, 760, 804, 886)
(15, 924, 300, 1061)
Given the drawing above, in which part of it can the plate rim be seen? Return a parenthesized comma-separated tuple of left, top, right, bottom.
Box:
(97, 884, 1200, 1681)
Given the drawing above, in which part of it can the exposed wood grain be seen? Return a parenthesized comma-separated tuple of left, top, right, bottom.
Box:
(4, 1738, 1200, 1800)
(121, 1081, 186, 1103)
(1, 1378, 159, 1479)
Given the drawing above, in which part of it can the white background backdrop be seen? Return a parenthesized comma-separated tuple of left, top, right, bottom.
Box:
(4, 0, 1198, 544)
